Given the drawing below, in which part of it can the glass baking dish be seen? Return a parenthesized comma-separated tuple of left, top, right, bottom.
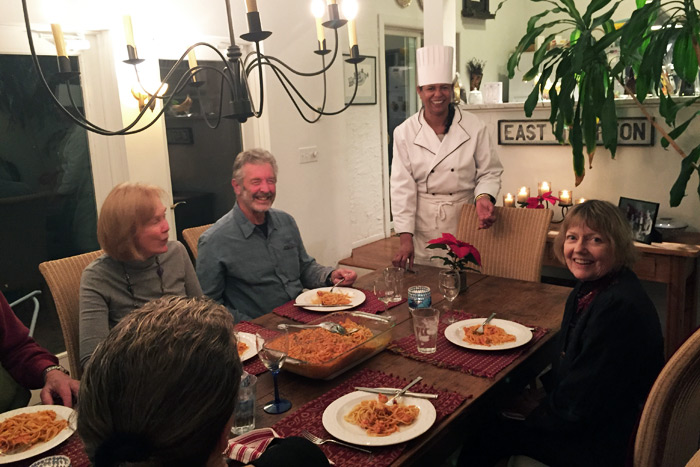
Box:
(281, 311, 395, 380)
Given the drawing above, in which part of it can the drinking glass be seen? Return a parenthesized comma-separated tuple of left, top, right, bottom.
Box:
(256, 331, 292, 414)
(439, 269, 460, 324)
(374, 277, 392, 312)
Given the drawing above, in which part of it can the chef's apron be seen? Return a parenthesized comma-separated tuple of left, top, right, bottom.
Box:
(413, 191, 473, 266)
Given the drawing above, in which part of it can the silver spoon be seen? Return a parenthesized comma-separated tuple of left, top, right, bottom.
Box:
(474, 312, 496, 335)
(277, 322, 348, 335)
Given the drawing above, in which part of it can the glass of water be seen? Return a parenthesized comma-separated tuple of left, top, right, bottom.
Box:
(374, 277, 392, 312)
(256, 330, 292, 414)
(439, 269, 460, 324)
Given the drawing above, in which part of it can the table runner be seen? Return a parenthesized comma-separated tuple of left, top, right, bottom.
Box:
(235, 321, 280, 376)
(271, 368, 468, 467)
(273, 289, 406, 323)
(388, 310, 549, 378)
(14, 433, 90, 467)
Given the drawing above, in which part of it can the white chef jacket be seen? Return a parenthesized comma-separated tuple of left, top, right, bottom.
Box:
(390, 106, 503, 264)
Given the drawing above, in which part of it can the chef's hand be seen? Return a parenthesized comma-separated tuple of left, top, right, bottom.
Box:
(476, 196, 497, 229)
(330, 268, 357, 287)
(392, 233, 415, 269)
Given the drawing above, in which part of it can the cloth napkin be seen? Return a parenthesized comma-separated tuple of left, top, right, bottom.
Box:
(225, 428, 281, 464)
(273, 288, 405, 323)
(388, 310, 548, 378)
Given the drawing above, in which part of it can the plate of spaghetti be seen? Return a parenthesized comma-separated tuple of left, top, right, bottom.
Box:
(444, 318, 533, 351)
(295, 287, 366, 312)
(322, 391, 436, 446)
(236, 332, 257, 362)
(0, 405, 75, 463)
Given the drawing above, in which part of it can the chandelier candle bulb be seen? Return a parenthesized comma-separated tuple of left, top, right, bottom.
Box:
(558, 190, 572, 206)
(503, 193, 515, 207)
(188, 50, 198, 82)
(245, 0, 258, 13)
(537, 181, 551, 197)
(576, 197, 587, 205)
(517, 186, 530, 204)
(123, 15, 136, 48)
(50, 24, 67, 57)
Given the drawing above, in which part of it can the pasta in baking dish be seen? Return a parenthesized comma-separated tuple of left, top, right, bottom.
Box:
(344, 393, 420, 436)
(462, 324, 516, 346)
(0, 410, 68, 454)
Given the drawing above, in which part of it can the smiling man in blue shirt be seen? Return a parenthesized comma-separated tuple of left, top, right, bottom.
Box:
(196, 148, 357, 321)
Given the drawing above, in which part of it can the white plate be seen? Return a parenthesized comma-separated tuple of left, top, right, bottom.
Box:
(0, 405, 75, 464)
(236, 332, 258, 362)
(445, 318, 533, 351)
(295, 287, 366, 312)
(322, 390, 436, 446)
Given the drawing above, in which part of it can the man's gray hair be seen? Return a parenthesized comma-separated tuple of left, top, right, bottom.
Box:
(232, 148, 279, 183)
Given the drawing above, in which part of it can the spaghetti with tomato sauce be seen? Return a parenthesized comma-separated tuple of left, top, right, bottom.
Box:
(0, 410, 68, 455)
(462, 324, 516, 346)
(344, 393, 420, 436)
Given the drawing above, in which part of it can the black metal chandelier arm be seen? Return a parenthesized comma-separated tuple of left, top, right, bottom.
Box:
(196, 72, 226, 129)
(240, 41, 265, 119)
(266, 62, 324, 124)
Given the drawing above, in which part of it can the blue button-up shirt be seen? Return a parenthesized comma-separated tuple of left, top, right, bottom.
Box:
(197, 205, 333, 321)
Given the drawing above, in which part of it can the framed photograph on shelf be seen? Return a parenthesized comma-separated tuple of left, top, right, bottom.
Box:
(343, 55, 376, 105)
(618, 197, 660, 244)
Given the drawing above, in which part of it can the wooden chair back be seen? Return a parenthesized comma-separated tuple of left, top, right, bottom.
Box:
(455, 204, 552, 282)
(634, 327, 700, 467)
(182, 224, 212, 260)
(39, 250, 102, 380)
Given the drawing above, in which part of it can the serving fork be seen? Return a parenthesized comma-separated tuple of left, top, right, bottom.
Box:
(301, 430, 372, 453)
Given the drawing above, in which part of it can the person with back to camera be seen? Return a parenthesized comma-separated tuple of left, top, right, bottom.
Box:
(460, 200, 664, 467)
(78, 295, 329, 467)
(79, 182, 202, 367)
(390, 45, 503, 269)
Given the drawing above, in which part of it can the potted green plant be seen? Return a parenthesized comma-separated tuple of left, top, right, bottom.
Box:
(497, 0, 700, 207)
(467, 58, 486, 90)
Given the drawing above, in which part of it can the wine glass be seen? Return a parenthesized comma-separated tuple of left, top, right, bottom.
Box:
(256, 331, 292, 414)
(439, 269, 460, 324)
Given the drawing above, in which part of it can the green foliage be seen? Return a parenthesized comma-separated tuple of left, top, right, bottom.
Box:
(499, 0, 700, 207)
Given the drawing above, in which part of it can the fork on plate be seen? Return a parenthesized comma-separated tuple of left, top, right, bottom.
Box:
(301, 430, 372, 453)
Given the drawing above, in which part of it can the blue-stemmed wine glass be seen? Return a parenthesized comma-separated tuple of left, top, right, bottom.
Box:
(256, 330, 292, 414)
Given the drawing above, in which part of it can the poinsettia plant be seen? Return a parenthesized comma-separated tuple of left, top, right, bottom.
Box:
(427, 233, 482, 272)
(524, 191, 559, 209)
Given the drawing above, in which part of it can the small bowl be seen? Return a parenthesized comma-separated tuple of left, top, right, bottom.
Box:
(29, 456, 72, 467)
(655, 217, 688, 233)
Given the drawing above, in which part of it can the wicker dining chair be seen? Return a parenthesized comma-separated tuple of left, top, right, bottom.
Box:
(455, 204, 553, 282)
(182, 223, 213, 260)
(38, 250, 102, 380)
(634, 327, 700, 467)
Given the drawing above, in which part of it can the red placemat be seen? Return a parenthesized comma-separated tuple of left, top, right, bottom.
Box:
(273, 289, 405, 323)
(14, 433, 90, 467)
(271, 368, 469, 467)
(235, 321, 281, 376)
(388, 310, 549, 378)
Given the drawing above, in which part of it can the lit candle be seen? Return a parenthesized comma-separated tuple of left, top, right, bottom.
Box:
(327, 0, 337, 4)
(537, 181, 551, 197)
(311, 0, 326, 46)
(123, 15, 136, 48)
(503, 193, 515, 208)
(517, 186, 530, 204)
(558, 190, 572, 206)
(245, 0, 258, 13)
(188, 50, 198, 82)
(50, 24, 67, 57)
(576, 197, 587, 205)
(342, 0, 358, 49)
(347, 19, 358, 48)
(315, 17, 325, 45)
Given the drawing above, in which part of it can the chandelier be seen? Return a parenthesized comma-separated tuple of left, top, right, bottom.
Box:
(21, 0, 366, 136)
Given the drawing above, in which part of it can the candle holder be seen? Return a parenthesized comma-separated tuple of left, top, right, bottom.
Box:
(551, 204, 572, 223)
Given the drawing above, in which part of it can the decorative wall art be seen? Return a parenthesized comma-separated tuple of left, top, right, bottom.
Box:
(343, 55, 377, 105)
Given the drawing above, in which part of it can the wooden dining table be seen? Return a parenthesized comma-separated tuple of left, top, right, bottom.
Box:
(251, 265, 571, 466)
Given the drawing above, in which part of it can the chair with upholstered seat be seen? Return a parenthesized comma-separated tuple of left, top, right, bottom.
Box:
(634, 327, 700, 467)
(455, 204, 553, 282)
(182, 223, 212, 260)
(39, 250, 102, 380)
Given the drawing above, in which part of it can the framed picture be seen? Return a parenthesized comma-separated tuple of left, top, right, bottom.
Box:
(618, 197, 660, 244)
(343, 55, 377, 105)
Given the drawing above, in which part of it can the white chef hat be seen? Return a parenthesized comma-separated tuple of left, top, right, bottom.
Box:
(416, 45, 454, 87)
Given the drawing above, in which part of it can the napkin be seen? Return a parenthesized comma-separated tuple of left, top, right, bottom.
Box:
(225, 428, 280, 464)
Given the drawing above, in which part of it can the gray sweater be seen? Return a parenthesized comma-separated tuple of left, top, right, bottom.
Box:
(79, 241, 202, 366)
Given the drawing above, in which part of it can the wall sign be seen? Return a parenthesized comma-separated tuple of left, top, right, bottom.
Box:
(497, 118, 655, 146)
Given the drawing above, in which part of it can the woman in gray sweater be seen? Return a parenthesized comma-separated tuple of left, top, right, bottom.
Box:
(79, 183, 202, 367)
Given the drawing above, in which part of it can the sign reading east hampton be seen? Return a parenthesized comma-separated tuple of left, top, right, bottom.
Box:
(497, 118, 655, 146)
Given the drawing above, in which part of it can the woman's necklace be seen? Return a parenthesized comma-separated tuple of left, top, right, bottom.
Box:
(122, 256, 164, 308)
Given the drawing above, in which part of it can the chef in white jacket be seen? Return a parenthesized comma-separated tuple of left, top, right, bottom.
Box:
(390, 45, 502, 268)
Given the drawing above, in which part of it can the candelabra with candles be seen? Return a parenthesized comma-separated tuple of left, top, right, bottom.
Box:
(21, 0, 365, 136)
(504, 183, 577, 223)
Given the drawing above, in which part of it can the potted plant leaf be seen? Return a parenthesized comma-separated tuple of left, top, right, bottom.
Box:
(496, 0, 700, 207)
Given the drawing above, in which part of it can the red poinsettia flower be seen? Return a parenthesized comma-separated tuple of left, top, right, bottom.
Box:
(541, 191, 559, 204)
(427, 232, 458, 246)
(427, 233, 482, 270)
(526, 197, 544, 209)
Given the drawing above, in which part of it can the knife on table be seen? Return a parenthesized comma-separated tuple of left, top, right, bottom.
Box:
(354, 387, 438, 399)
